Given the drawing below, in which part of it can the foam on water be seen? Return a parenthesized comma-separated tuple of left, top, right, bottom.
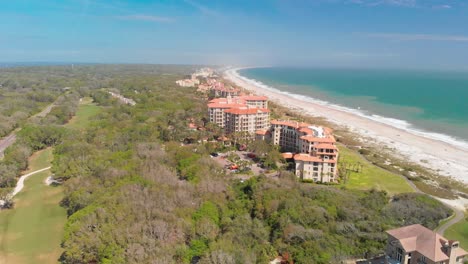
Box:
(230, 68, 468, 151)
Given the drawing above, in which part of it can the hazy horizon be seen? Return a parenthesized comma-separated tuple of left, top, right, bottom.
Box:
(2, 0, 468, 70)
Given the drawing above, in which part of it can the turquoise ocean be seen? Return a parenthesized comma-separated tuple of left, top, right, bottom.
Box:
(238, 67, 468, 149)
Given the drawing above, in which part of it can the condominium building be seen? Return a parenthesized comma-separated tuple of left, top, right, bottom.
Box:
(224, 107, 270, 134)
(385, 224, 467, 264)
(239, 95, 269, 108)
(208, 97, 246, 127)
(207, 96, 270, 136)
(256, 120, 339, 182)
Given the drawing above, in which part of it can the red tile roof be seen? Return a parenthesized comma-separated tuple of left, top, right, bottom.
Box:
(315, 143, 337, 149)
(300, 135, 336, 143)
(386, 224, 468, 262)
(255, 130, 270, 135)
(224, 108, 270, 115)
(293, 153, 336, 163)
(238, 95, 268, 101)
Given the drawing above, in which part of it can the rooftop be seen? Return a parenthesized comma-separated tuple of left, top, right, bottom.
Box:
(386, 224, 468, 262)
(224, 107, 270, 115)
(293, 153, 336, 163)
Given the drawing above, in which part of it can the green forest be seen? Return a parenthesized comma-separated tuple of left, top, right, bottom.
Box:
(0, 65, 454, 264)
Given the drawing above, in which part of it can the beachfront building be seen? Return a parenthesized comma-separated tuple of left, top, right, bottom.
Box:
(224, 107, 270, 134)
(239, 95, 269, 108)
(207, 96, 270, 137)
(208, 97, 246, 127)
(176, 78, 200, 87)
(256, 120, 339, 183)
(212, 85, 241, 98)
(384, 224, 467, 264)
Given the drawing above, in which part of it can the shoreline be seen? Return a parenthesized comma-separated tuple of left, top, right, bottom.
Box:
(225, 68, 468, 185)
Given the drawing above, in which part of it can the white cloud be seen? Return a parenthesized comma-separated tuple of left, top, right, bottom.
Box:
(365, 33, 468, 42)
(116, 14, 174, 23)
(184, 0, 221, 17)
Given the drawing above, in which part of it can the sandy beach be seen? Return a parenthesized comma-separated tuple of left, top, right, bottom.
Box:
(225, 68, 468, 186)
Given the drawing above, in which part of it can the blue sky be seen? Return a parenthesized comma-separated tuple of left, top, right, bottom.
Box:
(1, 0, 468, 69)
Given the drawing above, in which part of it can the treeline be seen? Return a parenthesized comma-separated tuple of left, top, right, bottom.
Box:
(46, 65, 452, 264)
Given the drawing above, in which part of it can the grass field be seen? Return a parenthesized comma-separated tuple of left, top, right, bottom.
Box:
(66, 97, 101, 130)
(0, 148, 65, 264)
(0, 98, 102, 264)
(338, 146, 415, 195)
(445, 215, 468, 250)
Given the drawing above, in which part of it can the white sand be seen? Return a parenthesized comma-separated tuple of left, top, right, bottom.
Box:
(225, 68, 468, 185)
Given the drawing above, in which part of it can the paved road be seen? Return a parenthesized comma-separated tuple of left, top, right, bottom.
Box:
(435, 203, 465, 236)
(0, 101, 56, 157)
(0, 134, 16, 157)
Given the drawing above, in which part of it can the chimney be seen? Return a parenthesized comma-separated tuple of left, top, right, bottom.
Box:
(447, 240, 459, 264)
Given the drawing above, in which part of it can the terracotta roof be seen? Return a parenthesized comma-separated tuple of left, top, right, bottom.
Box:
(224, 108, 270, 115)
(315, 143, 338, 149)
(298, 127, 314, 135)
(238, 95, 268, 101)
(208, 103, 245, 109)
(255, 130, 270, 135)
(271, 120, 310, 129)
(293, 153, 337, 163)
(281, 152, 294, 159)
(300, 135, 336, 143)
(386, 224, 468, 262)
(208, 98, 246, 104)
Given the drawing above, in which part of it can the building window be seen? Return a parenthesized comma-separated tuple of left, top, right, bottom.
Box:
(396, 248, 403, 262)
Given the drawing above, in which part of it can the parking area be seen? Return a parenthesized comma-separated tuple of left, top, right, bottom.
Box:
(210, 150, 267, 177)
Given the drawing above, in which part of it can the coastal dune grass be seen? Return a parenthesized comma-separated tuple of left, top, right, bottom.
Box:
(338, 146, 415, 195)
(0, 148, 65, 264)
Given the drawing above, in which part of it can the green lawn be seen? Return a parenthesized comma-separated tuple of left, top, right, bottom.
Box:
(338, 146, 415, 195)
(0, 99, 102, 264)
(445, 215, 468, 251)
(0, 148, 65, 264)
(66, 97, 101, 130)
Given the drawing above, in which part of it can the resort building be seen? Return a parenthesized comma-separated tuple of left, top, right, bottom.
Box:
(224, 107, 270, 134)
(256, 120, 339, 182)
(212, 85, 240, 98)
(176, 78, 200, 87)
(385, 224, 467, 264)
(239, 95, 269, 108)
(207, 96, 270, 136)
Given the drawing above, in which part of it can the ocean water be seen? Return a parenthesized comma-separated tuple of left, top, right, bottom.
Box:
(238, 67, 468, 148)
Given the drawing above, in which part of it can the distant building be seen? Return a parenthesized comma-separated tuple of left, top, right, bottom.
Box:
(176, 78, 200, 87)
(257, 120, 338, 183)
(385, 224, 467, 264)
